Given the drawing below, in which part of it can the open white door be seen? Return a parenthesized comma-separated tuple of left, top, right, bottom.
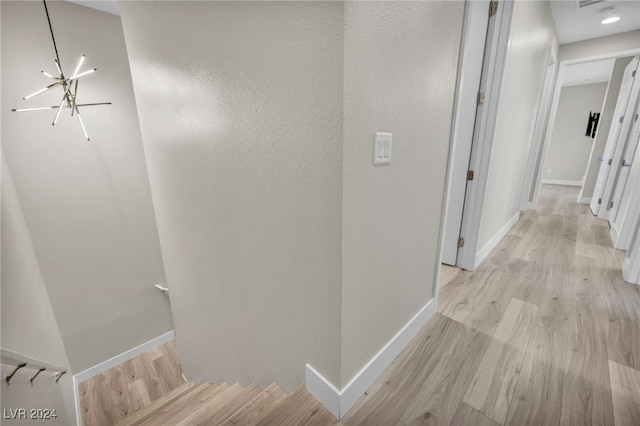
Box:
(591, 56, 640, 216)
(610, 103, 640, 224)
(440, 0, 490, 266)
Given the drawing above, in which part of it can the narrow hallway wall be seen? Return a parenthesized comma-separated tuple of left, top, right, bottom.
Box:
(341, 0, 464, 387)
(1, 158, 74, 425)
(1, 1, 173, 373)
(120, 1, 344, 391)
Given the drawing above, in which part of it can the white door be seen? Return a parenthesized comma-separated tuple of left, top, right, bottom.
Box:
(591, 56, 640, 215)
(441, 0, 490, 266)
(610, 105, 640, 224)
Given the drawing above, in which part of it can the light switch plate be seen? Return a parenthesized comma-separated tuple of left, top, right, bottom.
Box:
(374, 132, 392, 165)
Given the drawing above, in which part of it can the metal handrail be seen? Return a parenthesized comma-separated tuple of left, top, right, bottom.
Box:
(154, 284, 169, 293)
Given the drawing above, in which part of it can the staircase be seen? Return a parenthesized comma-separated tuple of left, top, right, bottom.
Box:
(115, 380, 337, 426)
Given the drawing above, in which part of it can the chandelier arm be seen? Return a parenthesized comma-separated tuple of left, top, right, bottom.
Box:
(52, 93, 67, 126)
(75, 106, 90, 141)
(75, 103, 112, 107)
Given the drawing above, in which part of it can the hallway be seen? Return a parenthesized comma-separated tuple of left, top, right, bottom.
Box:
(343, 185, 640, 426)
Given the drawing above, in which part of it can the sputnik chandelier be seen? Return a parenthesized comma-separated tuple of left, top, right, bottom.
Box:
(12, 0, 111, 141)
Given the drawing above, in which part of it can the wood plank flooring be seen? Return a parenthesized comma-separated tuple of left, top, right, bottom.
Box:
(79, 340, 185, 425)
(79, 185, 638, 425)
(343, 185, 640, 426)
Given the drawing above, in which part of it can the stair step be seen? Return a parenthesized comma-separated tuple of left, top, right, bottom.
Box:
(115, 382, 196, 426)
(176, 383, 262, 425)
(220, 383, 287, 426)
(255, 385, 338, 426)
(144, 382, 229, 425)
(125, 383, 225, 426)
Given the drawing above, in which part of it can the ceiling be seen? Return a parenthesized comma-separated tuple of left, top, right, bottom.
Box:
(549, 0, 640, 44)
(562, 58, 616, 86)
(70, 1, 640, 46)
(65, 0, 638, 88)
(66, 0, 119, 16)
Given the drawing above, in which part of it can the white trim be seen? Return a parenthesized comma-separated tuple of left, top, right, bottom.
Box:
(541, 178, 584, 187)
(577, 196, 591, 204)
(457, 0, 514, 271)
(623, 221, 640, 284)
(623, 256, 633, 282)
(305, 298, 435, 419)
(611, 223, 620, 249)
(521, 47, 557, 211)
(563, 49, 640, 66)
(474, 212, 520, 269)
(72, 331, 175, 426)
(0, 348, 67, 372)
(304, 365, 341, 418)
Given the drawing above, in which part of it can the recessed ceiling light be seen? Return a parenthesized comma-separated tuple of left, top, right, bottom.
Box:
(601, 7, 621, 25)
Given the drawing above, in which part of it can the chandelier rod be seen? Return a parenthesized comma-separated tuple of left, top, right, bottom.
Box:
(42, 0, 62, 73)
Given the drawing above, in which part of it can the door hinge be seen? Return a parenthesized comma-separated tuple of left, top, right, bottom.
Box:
(489, 1, 498, 17)
(619, 116, 624, 123)
(598, 198, 602, 204)
(477, 92, 485, 105)
(609, 201, 614, 209)
(635, 113, 638, 122)
(458, 237, 465, 248)
(608, 158, 613, 166)
(467, 170, 475, 181)
(633, 70, 637, 77)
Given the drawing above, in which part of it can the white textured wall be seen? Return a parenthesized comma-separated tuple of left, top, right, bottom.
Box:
(479, 0, 558, 249)
(120, 1, 344, 391)
(1, 158, 73, 425)
(582, 57, 634, 198)
(1, 1, 172, 372)
(340, 0, 464, 387)
(544, 83, 607, 182)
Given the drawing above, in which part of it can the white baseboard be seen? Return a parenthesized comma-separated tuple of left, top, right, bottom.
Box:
(72, 330, 175, 426)
(541, 178, 583, 187)
(475, 212, 520, 269)
(577, 196, 591, 205)
(306, 298, 435, 419)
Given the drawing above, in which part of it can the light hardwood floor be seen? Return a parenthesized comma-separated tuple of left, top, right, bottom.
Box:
(79, 340, 185, 425)
(342, 185, 640, 426)
(80, 185, 638, 425)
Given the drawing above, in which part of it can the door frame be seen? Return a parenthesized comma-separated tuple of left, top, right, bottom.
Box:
(434, 0, 514, 306)
(454, 0, 514, 272)
(611, 100, 640, 250)
(439, 0, 491, 266)
(623, 216, 640, 285)
(597, 57, 640, 220)
(530, 48, 640, 211)
(521, 47, 557, 211)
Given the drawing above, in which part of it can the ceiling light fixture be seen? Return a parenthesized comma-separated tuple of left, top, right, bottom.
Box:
(600, 7, 621, 25)
(11, 0, 111, 141)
